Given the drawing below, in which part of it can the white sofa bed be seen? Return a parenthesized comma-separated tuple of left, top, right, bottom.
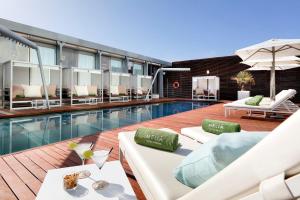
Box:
(119, 110, 300, 200)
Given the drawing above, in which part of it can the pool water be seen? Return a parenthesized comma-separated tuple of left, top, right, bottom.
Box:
(0, 101, 209, 155)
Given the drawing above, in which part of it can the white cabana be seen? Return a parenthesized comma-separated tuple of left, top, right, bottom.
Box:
(236, 39, 300, 100)
(62, 67, 103, 105)
(103, 71, 131, 102)
(1, 60, 62, 110)
(192, 76, 220, 101)
(131, 75, 152, 99)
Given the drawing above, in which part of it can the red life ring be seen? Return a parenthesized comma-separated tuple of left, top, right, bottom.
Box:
(173, 81, 180, 89)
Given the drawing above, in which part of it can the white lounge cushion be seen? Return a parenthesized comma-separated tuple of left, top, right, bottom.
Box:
(137, 88, 143, 95)
(74, 85, 89, 96)
(12, 84, 25, 98)
(119, 128, 200, 200)
(87, 85, 97, 96)
(181, 126, 218, 143)
(23, 85, 42, 98)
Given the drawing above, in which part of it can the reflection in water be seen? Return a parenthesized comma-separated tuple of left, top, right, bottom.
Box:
(0, 101, 209, 155)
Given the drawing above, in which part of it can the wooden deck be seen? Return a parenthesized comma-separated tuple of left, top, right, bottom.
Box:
(0, 103, 284, 200)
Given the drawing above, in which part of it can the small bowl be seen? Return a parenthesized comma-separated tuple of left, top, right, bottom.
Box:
(63, 173, 79, 190)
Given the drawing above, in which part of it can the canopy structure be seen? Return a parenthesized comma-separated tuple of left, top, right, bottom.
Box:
(62, 67, 103, 105)
(0, 24, 50, 109)
(131, 75, 152, 99)
(103, 71, 131, 102)
(1, 60, 62, 110)
(236, 39, 300, 100)
(192, 76, 220, 101)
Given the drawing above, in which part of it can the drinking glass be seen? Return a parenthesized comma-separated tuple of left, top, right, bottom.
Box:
(74, 143, 93, 165)
(91, 149, 110, 169)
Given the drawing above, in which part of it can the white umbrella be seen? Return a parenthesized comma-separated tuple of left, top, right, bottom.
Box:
(243, 56, 300, 70)
(236, 39, 300, 100)
(247, 64, 300, 71)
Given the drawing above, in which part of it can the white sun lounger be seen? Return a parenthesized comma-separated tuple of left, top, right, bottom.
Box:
(118, 110, 300, 200)
(224, 89, 299, 118)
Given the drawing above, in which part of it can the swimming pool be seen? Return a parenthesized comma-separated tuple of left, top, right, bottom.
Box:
(0, 101, 209, 155)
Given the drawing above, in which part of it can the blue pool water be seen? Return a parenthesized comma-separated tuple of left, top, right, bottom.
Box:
(0, 101, 209, 155)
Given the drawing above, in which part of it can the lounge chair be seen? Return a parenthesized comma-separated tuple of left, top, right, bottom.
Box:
(118, 110, 300, 200)
(64, 85, 102, 105)
(110, 85, 130, 102)
(224, 89, 299, 118)
(6, 84, 61, 109)
(132, 87, 149, 99)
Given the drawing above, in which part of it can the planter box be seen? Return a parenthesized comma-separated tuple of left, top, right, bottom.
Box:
(238, 91, 250, 100)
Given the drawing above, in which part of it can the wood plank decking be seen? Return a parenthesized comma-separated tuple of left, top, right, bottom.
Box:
(0, 103, 284, 200)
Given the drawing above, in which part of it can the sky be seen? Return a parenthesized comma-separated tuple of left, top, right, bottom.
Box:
(0, 0, 299, 62)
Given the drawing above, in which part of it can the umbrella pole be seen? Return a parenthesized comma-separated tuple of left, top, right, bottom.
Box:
(270, 47, 276, 101)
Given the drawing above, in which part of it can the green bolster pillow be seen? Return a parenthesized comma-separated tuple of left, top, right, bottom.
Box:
(245, 95, 263, 106)
(134, 128, 179, 152)
(202, 119, 241, 135)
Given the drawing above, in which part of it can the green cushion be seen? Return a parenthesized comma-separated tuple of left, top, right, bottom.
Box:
(174, 132, 267, 188)
(202, 119, 241, 135)
(134, 128, 179, 152)
(245, 95, 264, 106)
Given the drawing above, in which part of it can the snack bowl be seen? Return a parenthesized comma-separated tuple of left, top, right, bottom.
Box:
(63, 172, 79, 191)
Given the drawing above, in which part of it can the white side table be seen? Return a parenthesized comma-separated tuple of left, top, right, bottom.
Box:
(36, 161, 136, 200)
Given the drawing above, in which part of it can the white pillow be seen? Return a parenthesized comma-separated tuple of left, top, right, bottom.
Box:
(137, 88, 143, 95)
(111, 85, 119, 95)
(23, 85, 42, 98)
(74, 85, 89, 96)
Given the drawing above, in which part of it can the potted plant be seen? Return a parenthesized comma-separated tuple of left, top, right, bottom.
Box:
(231, 71, 255, 99)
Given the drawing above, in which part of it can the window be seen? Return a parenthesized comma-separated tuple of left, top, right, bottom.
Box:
(133, 63, 143, 75)
(111, 58, 123, 73)
(30, 44, 56, 65)
(78, 51, 96, 69)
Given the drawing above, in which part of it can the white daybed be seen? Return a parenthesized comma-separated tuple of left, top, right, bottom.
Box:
(104, 71, 131, 102)
(62, 67, 103, 105)
(119, 110, 300, 200)
(192, 76, 219, 101)
(1, 60, 62, 110)
(224, 89, 299, 118)
(131, 75, 152, 100)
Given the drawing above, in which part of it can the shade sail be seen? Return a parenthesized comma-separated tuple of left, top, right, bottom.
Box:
(236, 39, 300, 100)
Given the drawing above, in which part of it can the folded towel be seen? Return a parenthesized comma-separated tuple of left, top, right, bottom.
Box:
(202, 119, 241, 135)
(134, 128, 179, 152)
(245, 95, 264, 106)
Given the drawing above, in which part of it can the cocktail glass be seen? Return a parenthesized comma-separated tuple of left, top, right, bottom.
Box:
(74, 143, 93, 165)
